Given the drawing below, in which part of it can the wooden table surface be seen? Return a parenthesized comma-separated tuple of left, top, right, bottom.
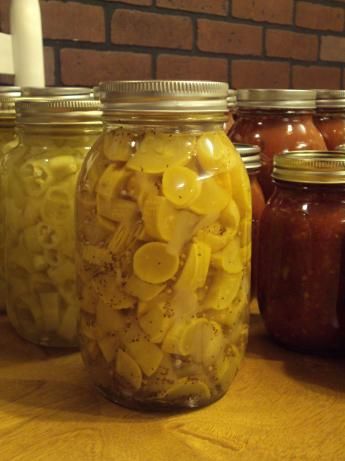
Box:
(1, 313, 345, 461)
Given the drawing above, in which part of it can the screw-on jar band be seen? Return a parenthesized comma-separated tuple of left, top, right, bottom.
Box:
(237, 89, 316, 110)
(234, 143, 261, 172)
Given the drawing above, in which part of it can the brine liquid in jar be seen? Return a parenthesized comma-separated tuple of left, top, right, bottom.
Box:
(77, 80, 252, 410)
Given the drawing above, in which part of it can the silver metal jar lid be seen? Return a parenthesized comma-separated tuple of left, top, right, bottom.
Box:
(22, 86, 93, 99)
(16, 98, 102, 125)
(237, 89, 316, 110)
(316, 90, 345, 109)
(227, 89, 237, 109)
(0, 86, 22, 117)
(234, 143, 261, 172)
(273, 151, 345, 184)
(100, 80, 229, 113)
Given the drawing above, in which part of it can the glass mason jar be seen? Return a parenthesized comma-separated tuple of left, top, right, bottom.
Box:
(234, 144, 264, 302)
(229, 90, 327, 201)
(0, 87, 21, 313)
(224, 90, 236, 135)
(5, 98, 102, 346)
(314, 90, 345, 150)
(258, 152, 345, 355)
(76, 80, 252, 410)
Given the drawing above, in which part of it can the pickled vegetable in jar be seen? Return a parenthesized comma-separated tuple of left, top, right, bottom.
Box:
(258, 152, 345, 355)
(314, 90, 345, 150)
(5, 98, 102, 346)
(235, 144, 264, 303)
(230, 90, 326, 201)
(77, 80, 252, 410)
(0, 87, 21, 313)
(224, 89, 236, 135)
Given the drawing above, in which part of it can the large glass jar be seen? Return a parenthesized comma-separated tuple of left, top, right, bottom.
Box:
(235, 144, 264, 302)
(5, 98, 102, 346)
(77, 80, 252, 410)
(258, 152, 345, 355)
(0, 87, 21, 313)
(224, 90, 236, 135)
(314, 90, 345, 150)
(230, 90, 327, 201)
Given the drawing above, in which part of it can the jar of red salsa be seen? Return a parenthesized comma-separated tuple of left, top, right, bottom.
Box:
(229, 90, 327, 201)
(258, 152, 345, 355)
(224, 90, 236, 135)
(235, 144, 264, 300)
(314, 90, 345, 150)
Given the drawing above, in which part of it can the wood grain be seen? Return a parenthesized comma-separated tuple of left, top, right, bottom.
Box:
(1, 313, 345, 461)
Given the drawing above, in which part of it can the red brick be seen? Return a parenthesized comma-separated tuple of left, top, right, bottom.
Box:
(157, 54, 228, 81)
(321, 36, 345, 63)
(232, 60, 290, 89)
(296, 2, 344, 32)
(0, 75, 14, 85)
(156, 0, 227, 16)
(111, 10, 192, 50)
(60, 49, 152, 86)
(0, 0, 10, 33)
(292, 65, 340, 89)
(44, 47, 55, 86)
(106, 0, 152, 4)
(198, 19, 262, 55)
(41, 1, 105, 43)
(232, 0, 293, 25)
(266, 29, 318, 61)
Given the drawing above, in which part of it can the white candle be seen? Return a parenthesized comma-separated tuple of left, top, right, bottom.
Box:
(10, 0, 45, 87)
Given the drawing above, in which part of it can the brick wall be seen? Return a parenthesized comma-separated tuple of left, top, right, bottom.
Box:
(1, 0, 345, 89)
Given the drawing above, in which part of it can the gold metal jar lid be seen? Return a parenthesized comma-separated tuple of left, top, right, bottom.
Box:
(22, 87, 94, 99)
(316, 90, 345, 109)
(0, 86, 22, 118)
(237, 89, 316, 110)
(273, 151, 345, 184)
(16, 98, 102, 125)
(100, 80, 229, 113)
(234, 143, 261, 172)
(227, 89, 237, 109)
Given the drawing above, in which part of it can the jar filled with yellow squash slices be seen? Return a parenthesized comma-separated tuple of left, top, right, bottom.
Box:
(0, 87, 21, 313)
(77, 80, 252, 410)
(5, 98, 102, 346)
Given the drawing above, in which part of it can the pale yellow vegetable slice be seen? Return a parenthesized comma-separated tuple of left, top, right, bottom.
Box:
(142, 194, 178, 241)
(161, 322, 189, 355)
(180, 318, 223, 365)
(103, 128, 133, 162)
(97, 164, 130, 200)
(124, 275, 166, 301)
(49, 155, 78, 180)
(220, 199, 241, 235)
(97, 196, 138, 223)
(211, 237, 243, 274)
(141, 355, 177, 396)
(189, 176, 230, 215)
(196, 131, 237, 172)
(93, 274, 135, 310)
(41, 187, 73, 225)
(98, 335, 119, 363)
(96, 299, 127, 332)
(108, 222, 137, 254)
(215, 346, 241, 391)
(162, 166, 201, 208)
(80, 283, 98, 314)
(20, 160, 53, 197)
(126, 172, 159, 207)
(166, 210, 200, 255)
(138, 302, 172, 343)
(36, 222, 64, 249)
(126, 132, 194, 174)
(195, 222, 232, 252)
(82, 245, 113, 266)
(164, 378, 211, 402)
(115, 349, 142, 391)
(203, 271, 242, 310)
(133, 242, 179, 284)
(175, 241, 211, 290)
(230, 155, 252, 218)
(125, 339, 164, 377)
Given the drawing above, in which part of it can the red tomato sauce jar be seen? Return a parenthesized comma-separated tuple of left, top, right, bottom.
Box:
(235, 144, 265, 300)
(229, 90, 326, 201)
(315, 90, 345, 150)
(224, 90, 236, 135)
(258, 151, 345, 355)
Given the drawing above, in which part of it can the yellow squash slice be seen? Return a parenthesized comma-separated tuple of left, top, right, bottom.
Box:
(175, 241, 211, 290)
(115, 349, 142, 390)
(142, 194, 178, 241)
(189, 176, 230, 215)
(162, 166, 201, 208)
(133, 242, 179, 284)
